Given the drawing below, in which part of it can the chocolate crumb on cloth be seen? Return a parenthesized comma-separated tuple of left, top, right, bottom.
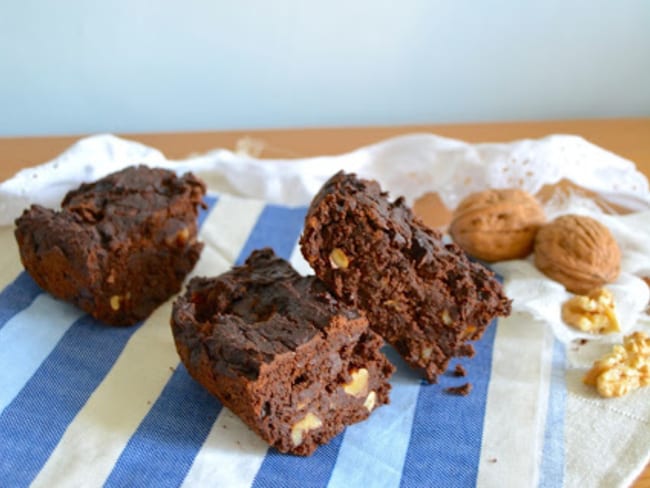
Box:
(453, 364, 467, 377)
(171, 249, 394, 456)
(14, 165, 206, 326)
(301, 172, 511, 383)
(445, 383, 472, 396)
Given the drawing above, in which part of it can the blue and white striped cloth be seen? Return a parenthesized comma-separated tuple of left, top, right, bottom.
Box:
(0, 192, 577, 487)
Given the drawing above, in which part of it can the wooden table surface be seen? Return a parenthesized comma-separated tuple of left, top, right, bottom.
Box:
(1, 118, 649, 487)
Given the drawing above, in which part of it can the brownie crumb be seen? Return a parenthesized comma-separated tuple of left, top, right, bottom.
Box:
(578, 339, 589, 345)
(488, 457, 498, 463)
(453, 364, 467, 377)
(445, 383, 472, 396)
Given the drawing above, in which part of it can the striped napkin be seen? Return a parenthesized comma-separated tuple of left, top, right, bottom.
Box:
(0, 135, 649, 487)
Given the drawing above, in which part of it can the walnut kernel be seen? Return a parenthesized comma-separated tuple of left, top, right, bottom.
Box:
(460, 325, 478, 341)
(420, 347, 433, 361)
(561, 288, 620, 334)
(110, 295, 121, 311)
(583, 332, 650, 398)
(343, 368, 369, 398)
(109, 292, 131, 312)
(597, 366, 640, 397)
(176, 228, 190, 245)
(290, 412, 322, 446)
(363, 391, 377, 412)
(329, 248, 349, 269)
(441, 309, 453, 326)
(164, 227, 192, 247)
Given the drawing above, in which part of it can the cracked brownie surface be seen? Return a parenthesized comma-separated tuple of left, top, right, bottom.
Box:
(171, 248, 394, 455)
(300, 172, 511, 383)
(14, 165, 206, 326)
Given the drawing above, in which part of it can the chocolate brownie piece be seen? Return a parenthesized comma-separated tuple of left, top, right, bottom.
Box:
(171, 248, 394, 456)
(300, 172, 511, 383)
(15, 165, 206, 326)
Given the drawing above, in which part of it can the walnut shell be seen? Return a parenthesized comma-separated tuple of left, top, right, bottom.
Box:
(449, 189, 546, 262)
(534, 214, 621, 294)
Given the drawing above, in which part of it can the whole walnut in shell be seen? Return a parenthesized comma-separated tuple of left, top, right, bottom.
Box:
(534, 214, 621, 294)
(449, 189, 545, 262)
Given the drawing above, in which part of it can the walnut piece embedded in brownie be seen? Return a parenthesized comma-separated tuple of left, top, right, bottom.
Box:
(300, 172, 512, 383)
(14, 165, 206, 326)
(171, 248, 394, 456)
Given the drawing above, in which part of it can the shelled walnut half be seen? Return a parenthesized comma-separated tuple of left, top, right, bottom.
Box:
(561, 288, 620, 334)
(583, 331, 650, 398)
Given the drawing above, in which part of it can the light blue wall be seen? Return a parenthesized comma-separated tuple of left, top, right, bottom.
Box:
(1, 1, 649, 136)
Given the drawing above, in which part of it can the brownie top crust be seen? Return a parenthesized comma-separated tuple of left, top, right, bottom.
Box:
(173, 248, 364, 380)
(60, 164, 206, 242)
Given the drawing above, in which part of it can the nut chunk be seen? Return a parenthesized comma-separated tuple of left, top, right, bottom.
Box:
(583, 332, 650, 398)
(15, 165, 206, 326)
(300, 172, 512, 383)
(561, 288, 620, 334)
(171, 249, 394, 456)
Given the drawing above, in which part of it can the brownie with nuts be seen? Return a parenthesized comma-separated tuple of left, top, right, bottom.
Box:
(300, 172, 511, 383)
(171, 248, 394, 456)
(15, 165, 206, 326)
